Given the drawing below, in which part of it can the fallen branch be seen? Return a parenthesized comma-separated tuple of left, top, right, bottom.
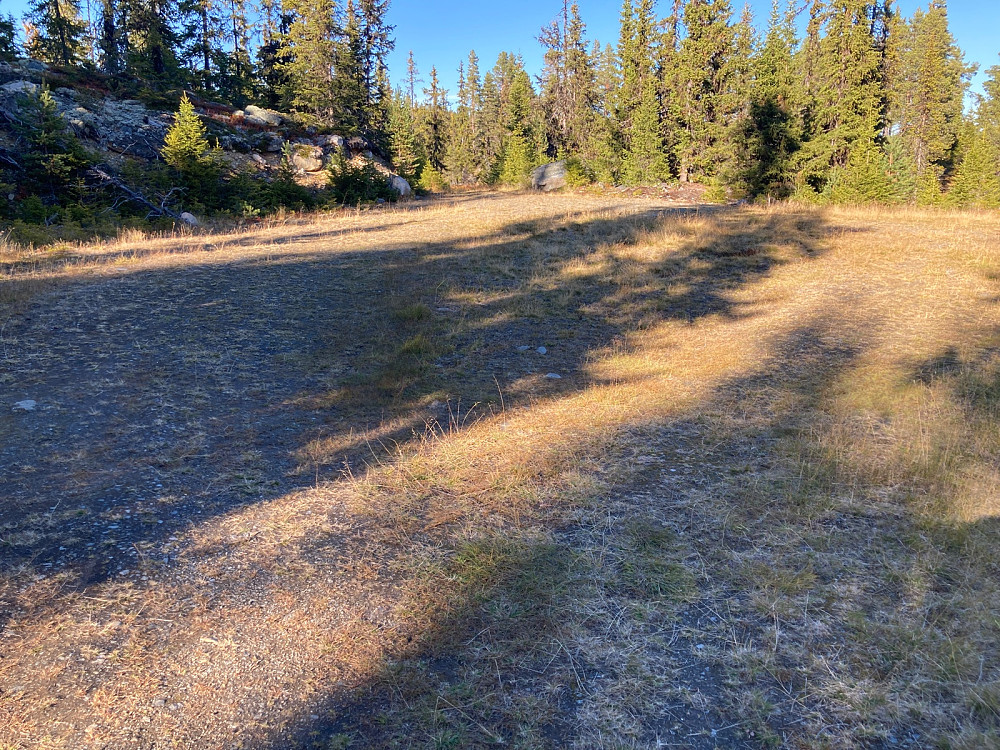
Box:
(88, 164, 183, 220)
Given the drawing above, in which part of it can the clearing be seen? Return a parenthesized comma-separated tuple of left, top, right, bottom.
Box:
(2, 192, 1000, 749)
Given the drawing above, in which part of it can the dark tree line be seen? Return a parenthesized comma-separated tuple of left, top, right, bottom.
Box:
(5, 0, 1000, 206)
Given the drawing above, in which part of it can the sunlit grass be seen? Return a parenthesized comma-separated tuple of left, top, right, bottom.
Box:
(3, 193, 1000, 748)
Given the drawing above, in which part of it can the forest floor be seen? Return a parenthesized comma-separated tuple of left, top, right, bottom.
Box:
(2, 191, 1000, 750)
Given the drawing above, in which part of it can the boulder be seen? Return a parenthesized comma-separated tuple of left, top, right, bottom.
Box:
(244, 104, 283, 127)
(531, 161, 568, 192)
(180, 212, 200, 226)
(346, 135, 370, 154)
(389, 175, 412, 197)
(1, 80, 39, 95)
(290, 144, 324, 173)
(264, 133, 285, 153)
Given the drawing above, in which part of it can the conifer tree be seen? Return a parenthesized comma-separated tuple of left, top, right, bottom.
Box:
(120, 0, 183, 84)
(498, 67, 538, 186)
(257, 2, 292, 107)
(538, 1, 596, 156)
(445, 61, 477, 183)
(17, 85, 92, 197)
(731, 0, 800, 199)
(329, 0, 365, 132)
(949, 123, 1000, 209)
(419, 66, 448, 172)
(387, 88, 423, 182)
(621, 76, 666, 183)
(161, 92, 221, 201)
(893, 1, 974, 202)
(675, 0, 738, 182)
(26, 0, 89, 65)
(795, 0, 892, 196)
(0, 11, 18, 61)
(280, 0, 336, 117)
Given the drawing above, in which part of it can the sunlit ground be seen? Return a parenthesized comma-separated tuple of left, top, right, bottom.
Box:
(2, 193, 999, 749)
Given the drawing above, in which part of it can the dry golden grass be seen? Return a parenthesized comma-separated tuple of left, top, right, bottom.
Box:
(2, 193, 1000, 749)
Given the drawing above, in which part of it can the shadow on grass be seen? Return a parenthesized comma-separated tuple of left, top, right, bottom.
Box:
(0, 196, 840, 747)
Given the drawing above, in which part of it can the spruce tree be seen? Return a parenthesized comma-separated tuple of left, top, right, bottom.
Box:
(539, 1, 596, 157)
(279, 0, 336, 117)
(795, 0, 891, 196)
(675, 0, 738, 183)
(162, 92, 221, 201)
(120, 0, 183, 84)
(387, 88, 423, 183)
(329, 0, 365, 132)
(17, 85, 92, 198)
(949, 123, 1000, 209)
(26, 0, 89, 65)
(894, 1, 975, 202)
(731, 0, 800, 199)
(0, 11, 18, 61)
(419, 66, 448, 173)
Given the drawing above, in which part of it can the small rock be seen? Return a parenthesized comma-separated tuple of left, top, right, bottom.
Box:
(517, 345, 530, 351)
(537, 346, 547, 354)
(545, 373, 561, 379)
(179, 212, 200, 226)
(375, 197, 386, 205)
(12, 399, 36, 412)
(152, 699, 166, 707)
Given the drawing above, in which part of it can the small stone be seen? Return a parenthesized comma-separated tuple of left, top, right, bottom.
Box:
(536, 346, 547, 354)
(545, 373, 561, 379)
(152, 699, 165, 707)
(517, 345, 530, 351)
(12, 399, 37, 412)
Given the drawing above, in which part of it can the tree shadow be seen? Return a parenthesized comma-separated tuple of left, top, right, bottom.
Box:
(0, 196, 838, 747)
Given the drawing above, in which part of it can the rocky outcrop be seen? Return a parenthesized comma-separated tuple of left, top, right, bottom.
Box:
(531, 161, 568, 192)
(0, 58, 412, 198)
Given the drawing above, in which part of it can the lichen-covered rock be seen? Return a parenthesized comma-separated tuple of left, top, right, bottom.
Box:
(291, 144, 324, 173)
(531, 161, 568, 192)
(244, 105, 283, 127)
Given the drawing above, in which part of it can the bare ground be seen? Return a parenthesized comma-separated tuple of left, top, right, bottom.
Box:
(2, 192, 1000, 749)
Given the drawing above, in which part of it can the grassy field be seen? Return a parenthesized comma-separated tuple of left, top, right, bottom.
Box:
(2, 192, 1000, 749)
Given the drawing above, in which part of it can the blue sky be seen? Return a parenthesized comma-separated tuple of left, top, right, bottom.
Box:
(385, 0, 999, 102)
(2, 0, 997, 102)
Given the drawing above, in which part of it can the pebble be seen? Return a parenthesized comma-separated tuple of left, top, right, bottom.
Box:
(517, 345, 530, 351)
(545, 373, 561, 379)
(12, 399, 37, 412)
(536, 346, 547, 354)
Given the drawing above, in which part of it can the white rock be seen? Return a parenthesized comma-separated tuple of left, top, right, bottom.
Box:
(537, 346, 547, 354)
(12, 399, 37, 411)
(389, 175, 412, 197)
(179, 212, 200, 226)
(545, 373, 561, 379)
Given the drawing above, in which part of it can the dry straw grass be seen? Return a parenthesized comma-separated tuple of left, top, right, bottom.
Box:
(2, 193, 1000, 749)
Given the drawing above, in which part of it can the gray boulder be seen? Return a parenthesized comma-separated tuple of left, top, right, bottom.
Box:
(290, 144, 324, 173)
(531, 161, 568, 192)
(244, 104, 283, 127)
(1, 80, 39, 95)
(180, 212, 200, 226)
(264, 133, 285, 153)
(389, 175, 412, 197)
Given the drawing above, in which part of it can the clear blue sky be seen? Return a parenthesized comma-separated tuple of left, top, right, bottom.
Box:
(2, 0, 997, 101)
(385, 0, 999, 102)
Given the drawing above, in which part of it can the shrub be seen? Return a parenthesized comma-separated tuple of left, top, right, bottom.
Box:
(327, 156, 395, 205)
(564, 156, 595, 187)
